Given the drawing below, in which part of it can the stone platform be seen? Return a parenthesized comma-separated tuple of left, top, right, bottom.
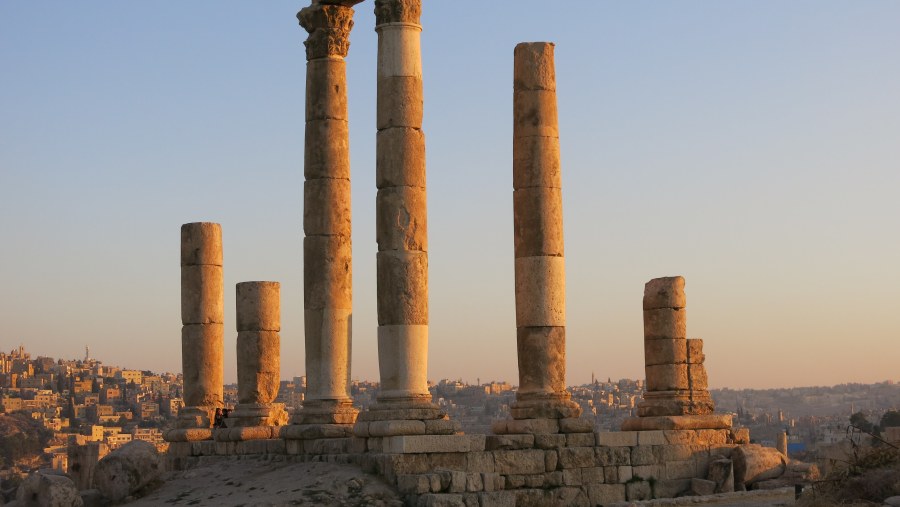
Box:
(167, 426, 745, 505)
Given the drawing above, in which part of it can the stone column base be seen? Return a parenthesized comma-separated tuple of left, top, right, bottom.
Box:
(353, 398, 458, 437)
(356, 397, 443, 421)
(285, 399, 358, 440)
(163, 427, 213, 442)
(176, 406, 216, 429)
(280, 423, 355, 440)
(636, 390, 715, 417)
(212, 425, 280, 441)
(291, 399, 359, 425)
(621, 414, 733, 431)
(225, 403, 288, 428)
(490, 416, 593, 435)
(510, 394, 582, 420)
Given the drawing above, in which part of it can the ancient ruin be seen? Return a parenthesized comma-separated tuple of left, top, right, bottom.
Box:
(621, 276, 732, 432)
(161, 0, 817, 503)
(292, 0, 360, 432)
(355, 0, 449, 434)
(502, 42, 583, 429)
(229, 281, 287, 428)
(174, 222, 224, 438)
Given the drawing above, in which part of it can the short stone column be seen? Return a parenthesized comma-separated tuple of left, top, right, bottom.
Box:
(777, 430, 788, 456)
(505, 42, 581, 426)
(226, 282, 287, 428)
(176, 222, 224, 434)
(354, 0, 458, 439)
(622, 276, 731, 431)
(290, 0, 362, 431)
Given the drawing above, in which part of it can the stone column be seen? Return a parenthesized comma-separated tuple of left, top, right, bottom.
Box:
(366, 0, 438, 419)
(178, 222, 224, 430)
(227, 282, 287, 428)
(291, 0, 362, 429)
(777, 430, 788, 456)
(508, 42, 581, 422)
(622, 276, 731, 431)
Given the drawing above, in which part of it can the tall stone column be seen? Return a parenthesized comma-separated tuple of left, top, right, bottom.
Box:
(178, 222, 224, 431)
(227, 282, 287, 428)
(291, 0, 362, 429)
(622, 276, 731, 431)
(508, 43, 581, 423)
(356, 0, 455, 436)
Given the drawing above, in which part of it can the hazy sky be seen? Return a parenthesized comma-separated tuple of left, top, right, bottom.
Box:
(2, 2, 898, 390)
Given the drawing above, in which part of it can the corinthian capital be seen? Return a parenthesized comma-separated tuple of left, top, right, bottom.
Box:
(298, 2, 361, 60)
(374, 0, 421, 26)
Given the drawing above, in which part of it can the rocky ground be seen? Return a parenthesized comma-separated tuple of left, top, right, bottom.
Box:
(609, 488, 796, 507)
(126, 457, 402, 507)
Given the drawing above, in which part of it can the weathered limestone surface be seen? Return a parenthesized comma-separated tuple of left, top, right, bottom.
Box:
(177, 222, 224, 432)
(731, 444, 786, 488)
(168, 427, 759, 505)
(16, 470, 82, 507)
(229, 282, 287, 428)
(707, 457, 736, 493)
(359, 0, 445, 431)
(293, 0, 362, 429)
(93, 441, 162, 503)
(505, 41, 580, 424)
(67, 442, 108, 491)
(626, 276, 719, 429)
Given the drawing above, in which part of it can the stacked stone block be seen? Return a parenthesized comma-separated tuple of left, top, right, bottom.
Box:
(168, 428, 743, 505)
(623, 276, 731, 431)
(291, 0, 361, 432)
(500, 42, 581, 431)
(224, 281, 287, 430)
(176, 222, 224, 435)
(356, 0, 455, 435)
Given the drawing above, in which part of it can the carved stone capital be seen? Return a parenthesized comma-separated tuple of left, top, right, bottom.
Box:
(298, 3, 358, 60)
(374, 0, 421, 25)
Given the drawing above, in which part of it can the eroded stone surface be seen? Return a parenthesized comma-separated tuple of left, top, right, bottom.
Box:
(513, 187, 564, 257)
(181, 265, 224, 325)
(514, 256, 566, 328)
(16, 470, 83, 507)
(180, 222, 222, 267)
(633, 277, 720, 422)
(93, 441, 161, 503)
(643, 276, 686, 310)
(513, 42, 556, 91)
(236, 331, 280, 405)
(181, 324, 224, 409)
(235, 281, 280, 332)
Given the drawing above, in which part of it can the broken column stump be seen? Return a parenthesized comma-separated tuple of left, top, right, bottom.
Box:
(622, 276, 731, 431)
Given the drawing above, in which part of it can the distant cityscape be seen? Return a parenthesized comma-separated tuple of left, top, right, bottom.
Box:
(2, 343, 898, 487)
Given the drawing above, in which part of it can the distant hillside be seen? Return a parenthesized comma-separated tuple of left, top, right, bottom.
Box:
(0, 413, 53, 469)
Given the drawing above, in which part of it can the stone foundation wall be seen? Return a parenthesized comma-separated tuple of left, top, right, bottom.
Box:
(167, 428, 741, 505)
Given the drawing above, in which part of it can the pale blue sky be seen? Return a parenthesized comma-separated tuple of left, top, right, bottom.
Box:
(1, 1, 898, 389)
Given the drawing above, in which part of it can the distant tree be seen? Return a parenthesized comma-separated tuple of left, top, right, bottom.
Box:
(850, 411, 875, 434)
(879, 410, 900, 429)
